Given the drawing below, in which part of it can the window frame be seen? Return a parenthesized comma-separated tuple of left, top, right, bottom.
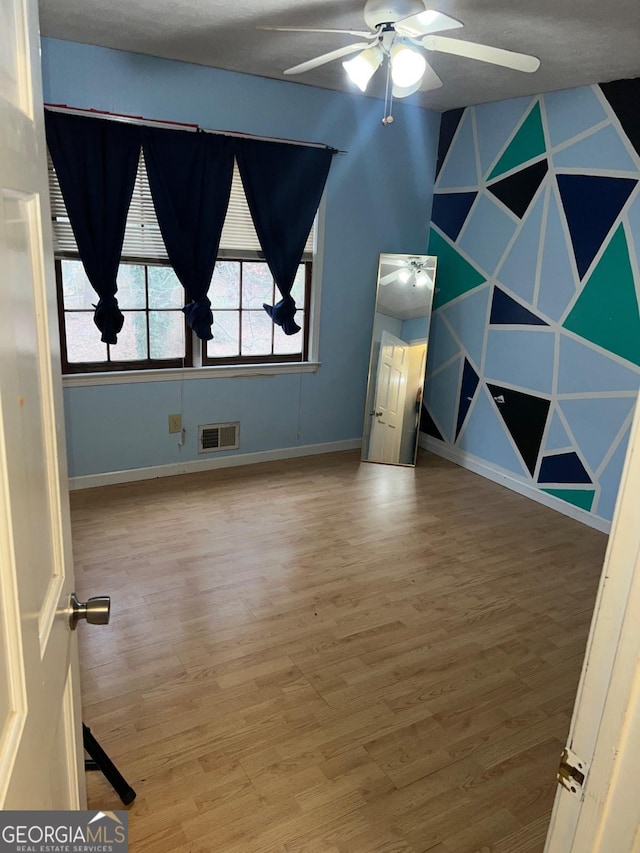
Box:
(55, 255, 313, 375)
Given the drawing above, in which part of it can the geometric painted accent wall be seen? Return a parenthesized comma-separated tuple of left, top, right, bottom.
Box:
(425, 79, 640, 524)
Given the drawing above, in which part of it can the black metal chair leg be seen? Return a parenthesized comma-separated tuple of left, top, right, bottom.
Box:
(83, 723, 136, 805)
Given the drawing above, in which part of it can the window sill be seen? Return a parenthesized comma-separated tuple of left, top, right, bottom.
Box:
(62, 361, 321, 388)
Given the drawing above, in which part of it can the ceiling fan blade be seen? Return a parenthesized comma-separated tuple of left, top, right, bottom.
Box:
(259, 26, 374, 38)
(395, 10, 463, 38)
(379, 270, 400, 286)
(422, 35, 540, 72)
(284, 42, 374, 75)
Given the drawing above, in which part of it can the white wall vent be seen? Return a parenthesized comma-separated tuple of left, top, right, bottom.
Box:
(198, 422, 240, 453)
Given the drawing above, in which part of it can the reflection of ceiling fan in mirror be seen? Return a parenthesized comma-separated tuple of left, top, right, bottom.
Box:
(260, 0, 540, 122)
(380, 255, 434, 288)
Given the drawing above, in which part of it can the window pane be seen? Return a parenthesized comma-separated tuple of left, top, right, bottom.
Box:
(241, 311, 272, 356)
(65, 312, 108, 363)
(207, 311, 240, 358)
(148, 266, 183, 309)
(149, 311, 185, 359)
(274, 316, 304, 355)
(109, 311, 148, 361)
(290, 265, 306, 306)
(116, 264, 146, 309)
(242, 262, 273, 309)
(210, 261, 240, 309)
(61, 260, 95, 310)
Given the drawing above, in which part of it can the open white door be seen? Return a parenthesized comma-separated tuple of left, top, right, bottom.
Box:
(545, 397, 640, 851)
(0, 0, 85, 808)
(368, 330, 409, 464)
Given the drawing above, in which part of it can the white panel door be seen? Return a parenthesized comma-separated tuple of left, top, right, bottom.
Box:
(0, 0, 85, 808)
(369, 330, 409, 464)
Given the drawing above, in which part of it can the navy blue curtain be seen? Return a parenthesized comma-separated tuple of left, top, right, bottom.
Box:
(142, 129, 235, 340)
(236, 139, 334, 334)
(45, 111, 141, 345)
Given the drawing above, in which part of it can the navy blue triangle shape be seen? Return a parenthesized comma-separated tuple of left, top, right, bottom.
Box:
(487, 159, 548, 219)
(538, 452, 592, 484)
(420, 404, 444, 441)
(600, 80, 640, 160)
(431, 192, 477, 241)
(487, 384, 550, 476)
(490, 288, 549, 326)
(557, 174, 637, 279)
(455, 359, 479, 439)
(435, 108, 465, 179)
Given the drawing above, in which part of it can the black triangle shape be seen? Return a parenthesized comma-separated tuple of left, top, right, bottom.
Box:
(557, 174, 637, 279)
(436, 108, 464, 179)
(431, 191, 477, 241)
(456, 360, 479, 439)
(487, 159, 548, 218)
(487, 384, 550, 476)
(538, 452, 592, 484)
(420, 404, 444, 441)
(600, 79, 640, 160)
(490, 288, 548, 326)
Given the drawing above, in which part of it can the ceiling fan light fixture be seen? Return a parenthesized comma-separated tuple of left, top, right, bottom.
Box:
(398, 268, 412, 283)
(342, 46, 383, 92)
(390, 43, 427, 89)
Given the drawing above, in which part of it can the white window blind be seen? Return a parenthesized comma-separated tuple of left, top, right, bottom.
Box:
(48, 148, 314, 261)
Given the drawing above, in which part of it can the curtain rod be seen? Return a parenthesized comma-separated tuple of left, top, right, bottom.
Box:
(44, 104, 346, 154)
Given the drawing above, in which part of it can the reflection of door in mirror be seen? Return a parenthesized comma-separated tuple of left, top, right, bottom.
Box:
(362, 253, 437, 467)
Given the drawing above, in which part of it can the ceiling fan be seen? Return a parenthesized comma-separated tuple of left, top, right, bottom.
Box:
(261, 0, 540, 120)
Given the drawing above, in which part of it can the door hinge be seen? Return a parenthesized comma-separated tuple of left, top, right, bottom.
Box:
(557, 747, 588, 799)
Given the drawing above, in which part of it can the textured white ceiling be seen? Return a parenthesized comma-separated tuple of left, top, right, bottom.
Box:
(38, 0, 640, 111)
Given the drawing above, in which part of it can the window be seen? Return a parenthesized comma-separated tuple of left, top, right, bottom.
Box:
(49, 147, 315, 375)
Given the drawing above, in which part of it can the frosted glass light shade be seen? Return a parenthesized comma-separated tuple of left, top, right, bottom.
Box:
(390, 43, 427, 88)
(342, 46, 383, 92)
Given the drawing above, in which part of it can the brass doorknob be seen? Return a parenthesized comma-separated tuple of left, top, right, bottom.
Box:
(68, 592, 111, 631)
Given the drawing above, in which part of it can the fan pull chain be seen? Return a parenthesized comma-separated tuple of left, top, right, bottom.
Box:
(382, 57, 394, 126)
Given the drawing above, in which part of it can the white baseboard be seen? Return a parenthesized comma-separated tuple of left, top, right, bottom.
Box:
(419, 434, 611, 534)
(68, 439, 362, 490)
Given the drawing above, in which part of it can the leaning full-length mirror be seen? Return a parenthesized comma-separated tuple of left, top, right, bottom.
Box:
(362, 254, 437, 467)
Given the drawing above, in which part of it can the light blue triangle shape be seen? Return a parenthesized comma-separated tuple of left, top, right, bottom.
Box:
(544, 85, 608, 148)
(474, 97, 535, 178)
(424, 357, 462, 443)
(426, 312, 461, 377)
(441, 286, 490, 370)
(553, 125, 639, 173)
(546, 409, 572, 451)
(628, 192, 640, 250)
(596, 426, 631, 521)
(560, 396, 635, 473)
(458, 194, 517, 277)
(496, 187, 546, 305)
(457, 386, 528, 476)
(537, 190, 577, 321)
(484, 328, 555, 394)
(558, 335, 640, 393)
(437, 111, 479, 189)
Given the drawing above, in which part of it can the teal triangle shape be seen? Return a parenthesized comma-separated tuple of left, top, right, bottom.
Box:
(495, 187, 546, 305)
(541, 488, 595, 512)
(457, 386, 528, 476)
(557, 334, 640, 394)
(437, 111, 479, 189)
(564, 224, 640, 367)
(560, 396, 635, 473)
(424, 357, 463, 443)
(553, 124, 639, 173)
(475, 97, 535, 176)
(441, 286, 490, 369)
(428, 228, 486, 310)
(488, 102, 546, 180)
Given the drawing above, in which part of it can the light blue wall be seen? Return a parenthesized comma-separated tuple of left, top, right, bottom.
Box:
(425, 82, 640, 523)
(42, 39, 440, 477)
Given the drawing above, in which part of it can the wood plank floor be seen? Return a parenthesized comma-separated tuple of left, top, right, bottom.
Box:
(70, 450, 607, 853)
